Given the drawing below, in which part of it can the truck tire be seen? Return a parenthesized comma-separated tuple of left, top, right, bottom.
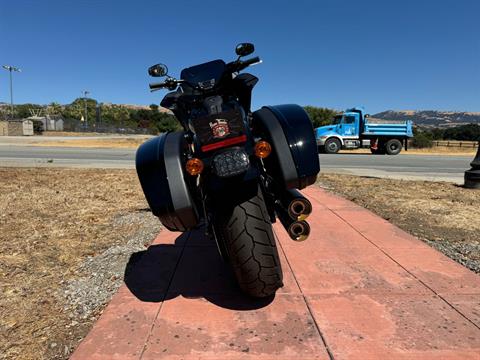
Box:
(214, 185, 283, 298)
(385, 139, 402, 155)
(324, 138, 341, 154)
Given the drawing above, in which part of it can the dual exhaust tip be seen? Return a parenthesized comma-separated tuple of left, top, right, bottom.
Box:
(275, 189, 312, 241)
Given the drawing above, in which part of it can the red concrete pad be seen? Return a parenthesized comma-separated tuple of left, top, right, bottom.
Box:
(275, 221, 428, 295)
(307, 293, 480, 359)
(141, 294, 330, 360)
(72, 185, 480, 359)
(441, 295, 480, 327)
(332, 207, 433, 250)
(306, 186, 361, 210)
(279, 202, 373, 250)
(70, 286, 161, 360)
(383, 248, 480, 295)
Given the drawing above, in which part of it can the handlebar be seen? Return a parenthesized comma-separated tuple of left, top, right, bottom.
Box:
(241, 56, 261, 68)
(149, 78, 184, 91)
(230, 56, 261, 72)
(149, 56, 262, 91)
(149, 81, 167, 90)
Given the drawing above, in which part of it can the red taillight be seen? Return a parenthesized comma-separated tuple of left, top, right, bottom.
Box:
(201, 135, 247, 152)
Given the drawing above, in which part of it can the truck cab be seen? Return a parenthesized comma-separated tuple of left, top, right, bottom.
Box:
(315, 107, 413, 155)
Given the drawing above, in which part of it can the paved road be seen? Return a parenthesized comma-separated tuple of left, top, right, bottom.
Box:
(320, 152, 472, 183)
(0, 146, 135, 169)
(0, 145, 473, 182)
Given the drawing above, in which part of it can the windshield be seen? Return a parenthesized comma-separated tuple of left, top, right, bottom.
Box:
(332, 115, 342, 125)
(180, 59, 226, 89)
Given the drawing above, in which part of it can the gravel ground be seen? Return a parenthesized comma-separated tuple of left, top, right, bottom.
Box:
(59, 211, 160, 322)
(318, 174, 480, 274)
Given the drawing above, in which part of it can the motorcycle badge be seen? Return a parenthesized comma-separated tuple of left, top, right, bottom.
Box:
(209, 119, 230, 139)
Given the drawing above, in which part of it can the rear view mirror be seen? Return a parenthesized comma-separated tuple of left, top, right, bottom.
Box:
(148, 63, 168, 77)
(235, 43, 254, 57)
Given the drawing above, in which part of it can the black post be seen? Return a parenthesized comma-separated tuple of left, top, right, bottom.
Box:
(464, 142, 480, 189)
(8, 68, 13, 119)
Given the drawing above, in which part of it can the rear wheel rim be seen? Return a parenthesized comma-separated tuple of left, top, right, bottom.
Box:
(389, 142, 399, 152)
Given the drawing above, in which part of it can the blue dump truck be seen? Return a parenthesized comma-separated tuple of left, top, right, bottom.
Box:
(315, 107, 413, 155)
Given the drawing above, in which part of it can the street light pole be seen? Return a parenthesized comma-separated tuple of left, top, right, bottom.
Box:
(82, 90, 89, 130)
(2, 65, 21, 119)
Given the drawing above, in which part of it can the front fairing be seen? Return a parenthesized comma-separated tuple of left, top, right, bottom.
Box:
(180, 59, 227, 90)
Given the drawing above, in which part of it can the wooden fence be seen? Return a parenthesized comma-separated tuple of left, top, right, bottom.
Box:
(408, 140, 478, 148)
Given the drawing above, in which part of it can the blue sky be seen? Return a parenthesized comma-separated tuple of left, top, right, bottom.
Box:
(0, 0, 479, 114)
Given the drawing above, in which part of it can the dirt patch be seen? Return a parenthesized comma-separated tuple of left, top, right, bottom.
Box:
(0, 168, 160, 359)
(318, 174, 480, 273)
(31, 137, 151, 149)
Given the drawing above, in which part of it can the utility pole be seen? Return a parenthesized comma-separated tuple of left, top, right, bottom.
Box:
(2, 65, 21, 119)
(82, 90, 89, 130)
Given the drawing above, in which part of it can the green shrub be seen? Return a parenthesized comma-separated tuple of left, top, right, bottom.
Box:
(411, 132, 433, 148)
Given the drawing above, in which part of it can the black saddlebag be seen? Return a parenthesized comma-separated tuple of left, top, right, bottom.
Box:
(136, 132, 199, 232)
(253, 105, 320, 189)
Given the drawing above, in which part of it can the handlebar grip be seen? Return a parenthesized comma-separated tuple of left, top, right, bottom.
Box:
(149, 81, 166, 90)
(242, 56, 260, 67)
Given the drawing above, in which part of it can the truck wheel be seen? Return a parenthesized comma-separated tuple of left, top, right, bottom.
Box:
(324, 138, 341, 154)
(385, 139, 402, 155)
(214, 184, 283, 298)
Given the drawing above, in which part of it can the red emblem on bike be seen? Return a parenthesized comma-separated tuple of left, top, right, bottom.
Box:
(209, 119, 230, 138)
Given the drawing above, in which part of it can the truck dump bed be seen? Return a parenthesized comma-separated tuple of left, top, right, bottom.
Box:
(363, 118, 413, 137)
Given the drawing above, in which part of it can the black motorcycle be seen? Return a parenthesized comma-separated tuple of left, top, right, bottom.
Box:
(136, 43, 320, 297)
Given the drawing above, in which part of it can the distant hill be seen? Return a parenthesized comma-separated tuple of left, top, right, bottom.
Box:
(373, 110, 480, 128)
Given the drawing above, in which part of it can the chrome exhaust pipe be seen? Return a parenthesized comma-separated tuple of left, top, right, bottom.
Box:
(287, 220, 310, 241)
(275, 203, 311, 241)
(277, 189, 312, 220)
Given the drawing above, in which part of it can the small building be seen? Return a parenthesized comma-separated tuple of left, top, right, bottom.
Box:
(0, 119, 34, 136)
(28, 116, 64, 131)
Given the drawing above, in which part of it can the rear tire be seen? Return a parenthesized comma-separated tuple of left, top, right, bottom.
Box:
(214, 185, 283, 298)
(324, 138, 341, 154)
(385, 139, 402, 155)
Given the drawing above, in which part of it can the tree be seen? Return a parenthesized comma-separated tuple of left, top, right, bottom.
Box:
(63, 97, 98, 125)
(303, 106, 338, 128)
(443, 124, 480, 141)
(47, 102, 62, 116)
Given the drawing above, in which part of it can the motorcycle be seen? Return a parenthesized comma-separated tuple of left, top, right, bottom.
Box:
(136, 43, 320, 297)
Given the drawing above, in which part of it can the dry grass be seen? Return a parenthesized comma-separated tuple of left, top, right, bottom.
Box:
(0, 168, 155, 359)
(31, 137, 150, 149)
(42, 131, 125, 137)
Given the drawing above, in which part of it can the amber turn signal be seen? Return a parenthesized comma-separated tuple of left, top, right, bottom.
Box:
(254, 140, 272, 158)
(185, 158, 204, 175)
